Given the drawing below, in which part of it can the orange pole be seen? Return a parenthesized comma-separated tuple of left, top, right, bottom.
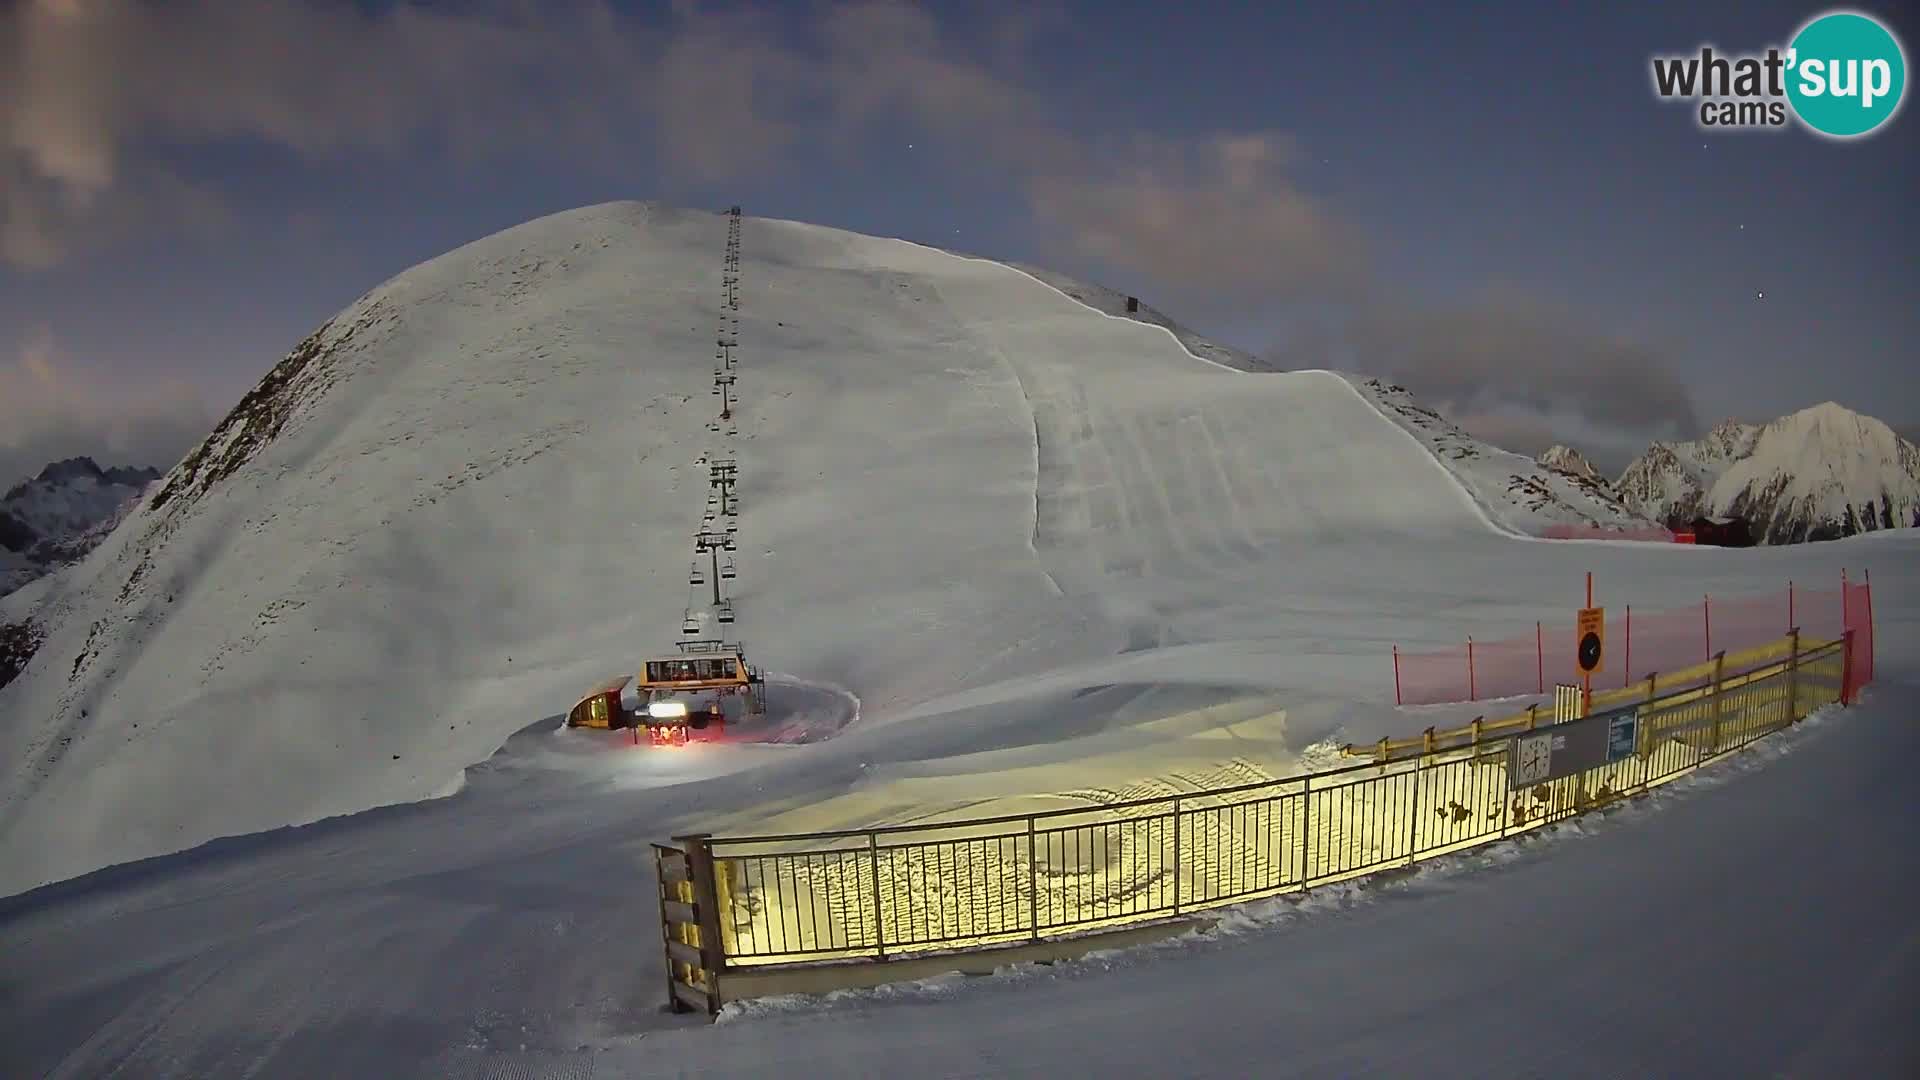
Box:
(1535, 621, 1544, 694)
(1584, 573, 1594, 713)
(1864, 568, 1875, 685)
(1467, 637, 1477, 702)
(1703, 594, 1712, 660)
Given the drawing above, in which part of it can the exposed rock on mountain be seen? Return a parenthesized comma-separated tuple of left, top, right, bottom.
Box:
(1537, 444, 1603, 483)
(0, 458, 162, 598)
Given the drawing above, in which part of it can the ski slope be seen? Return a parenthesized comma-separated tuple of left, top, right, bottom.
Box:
(0, 202, 1916, 1074)
(0, 201, 1626, 895)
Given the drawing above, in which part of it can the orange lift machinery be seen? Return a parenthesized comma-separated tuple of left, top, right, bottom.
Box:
(566, 640, 766, 745)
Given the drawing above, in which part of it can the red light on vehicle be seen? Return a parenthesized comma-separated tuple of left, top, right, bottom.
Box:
(648, 724, 691, 747)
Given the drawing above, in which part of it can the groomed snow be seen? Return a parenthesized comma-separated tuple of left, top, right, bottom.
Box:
(2, 685, 1910, 1076)
(0, 202, 1914, 1075)
(2, 202, 1915, 899)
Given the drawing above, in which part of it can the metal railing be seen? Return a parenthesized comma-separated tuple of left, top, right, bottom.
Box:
(657, 630, 1854, 1011)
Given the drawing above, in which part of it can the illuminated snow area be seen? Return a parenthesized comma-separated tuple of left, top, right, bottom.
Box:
(0, 204, 1914, 1077)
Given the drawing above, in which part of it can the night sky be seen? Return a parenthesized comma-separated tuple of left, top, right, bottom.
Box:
(3, 0, 1915, 485)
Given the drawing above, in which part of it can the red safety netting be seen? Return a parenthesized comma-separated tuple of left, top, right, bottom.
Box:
(1844, 579, 1875, 699)
(1539, 524, 1677, 542)
(1393, 575, 1876, 706)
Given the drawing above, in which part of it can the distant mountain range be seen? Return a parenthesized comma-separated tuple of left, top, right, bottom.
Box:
(0, 457, 161, 597)
(1538, 402, 1920, 544)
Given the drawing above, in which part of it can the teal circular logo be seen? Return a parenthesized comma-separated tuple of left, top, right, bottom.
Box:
(1786, 10, 1907, 137)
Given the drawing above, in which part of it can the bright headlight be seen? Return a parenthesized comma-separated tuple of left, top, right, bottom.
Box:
(648, 701, 689, 719)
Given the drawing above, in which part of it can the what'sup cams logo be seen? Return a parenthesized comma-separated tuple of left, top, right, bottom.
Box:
(1651, 9, 1907, 138)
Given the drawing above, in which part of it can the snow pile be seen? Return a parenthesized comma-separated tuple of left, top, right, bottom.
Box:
(1616, 403, 1920, 543)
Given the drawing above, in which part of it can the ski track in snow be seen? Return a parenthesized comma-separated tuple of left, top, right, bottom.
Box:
(0, 204, 1915, 1077)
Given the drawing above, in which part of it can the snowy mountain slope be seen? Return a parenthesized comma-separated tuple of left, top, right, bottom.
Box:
(0, 202, 1914, 1075)
(1617, 403, 1920, 543)
(1614, 419, 1761, 525)
(0, 201, 1908, 901)
(0, 200, 1510, 895)
(0, 458, 160, 597)
(1342, 377, 1663, 536)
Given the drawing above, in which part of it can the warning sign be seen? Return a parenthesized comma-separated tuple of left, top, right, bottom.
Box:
(1577, 606, 1605, 675)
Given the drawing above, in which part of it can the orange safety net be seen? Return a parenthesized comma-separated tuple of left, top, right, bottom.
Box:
(1393, 576, 1875, 706)
(1538, 524, 1678, 542)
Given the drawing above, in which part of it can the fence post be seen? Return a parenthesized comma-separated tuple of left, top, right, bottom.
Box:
(1423, 726, 1436, 756)
(1708, 651, 1726, 754)
(1025, 817, 1040, 943)
(1526, 703, 1538, 730)
(1470, 716, 1483, 748)
(1300, 776, 1313, 885)
(1536, 621, 1544, 694)
(1393, 646, 1402, 706)
(678, 833, 726, 1015)
(1785, 628, 1801, 721)
(1406, 757, 1422, 865)
(1500, 754, 1512, 838)
(1840, 629, 1856, 706)
(868, 831, 887, 959)
(1788, 581, 1795, 633)
(1646, 672, 1658, 704)
(1171, 798, 1182, 913)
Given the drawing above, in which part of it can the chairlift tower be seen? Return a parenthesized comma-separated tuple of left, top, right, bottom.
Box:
(694, 529, 737, 624)
(709, 457, 738, 517)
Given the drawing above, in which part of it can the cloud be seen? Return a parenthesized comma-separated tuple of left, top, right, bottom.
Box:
(1, 0, 652, 265)
(2, 0, 1355, 302)
(1268, 288, 1702, 469)
(809, 2, 1359, 302)
(1024, 132, 1363, 304)
(1445, 409, 1664, 478)
(0, 327, 214, 488)
(4, 0, 1706, 481)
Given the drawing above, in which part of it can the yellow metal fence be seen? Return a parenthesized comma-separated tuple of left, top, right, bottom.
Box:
(663, 631, 1852, 980)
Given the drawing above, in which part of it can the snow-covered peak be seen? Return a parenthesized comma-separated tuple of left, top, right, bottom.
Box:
(0, 455, 160, 553)
(1615, 400, 1920, 543)
(1537, 444, 1602, 483)
(0, 458, 161, 596)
